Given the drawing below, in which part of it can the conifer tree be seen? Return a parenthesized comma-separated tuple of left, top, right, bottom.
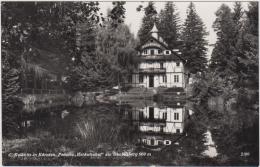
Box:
(181, 2, 208, 74)
(67, 3, 134, 91)
(233, 2, 244, 25)
(236, 2, 258, 88)
(210, 4, 237, 80)
(158, 2, 181, 49)
(246, 2, 258, 37)
(137, 2, 157, 43)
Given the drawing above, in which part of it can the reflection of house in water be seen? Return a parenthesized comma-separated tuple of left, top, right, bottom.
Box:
(132, 106, 186, 134)
(123, 104, 187, 150)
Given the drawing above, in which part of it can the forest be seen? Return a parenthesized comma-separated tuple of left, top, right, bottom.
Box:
(2, 0, 259, 129)
(1, 1, 259, 166)
(2, 1, 258, 93)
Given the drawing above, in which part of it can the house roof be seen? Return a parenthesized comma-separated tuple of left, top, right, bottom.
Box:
(137, 36, 169, 51)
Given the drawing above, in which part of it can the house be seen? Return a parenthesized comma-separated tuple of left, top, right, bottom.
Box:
(130, 24, 186, 89)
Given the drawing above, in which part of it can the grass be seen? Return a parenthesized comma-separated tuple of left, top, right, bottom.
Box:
(2, 104, 136, 165)
(17, 94, 69, 105)
(3, 134, 136, 166)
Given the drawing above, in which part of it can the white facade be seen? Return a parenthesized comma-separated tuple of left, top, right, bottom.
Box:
(131, 25, 185, 88)
(131, 106, 186, 134)
(123, 102, 187, 148)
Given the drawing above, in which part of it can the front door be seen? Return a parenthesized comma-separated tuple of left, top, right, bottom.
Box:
(149, 75, 154, 87)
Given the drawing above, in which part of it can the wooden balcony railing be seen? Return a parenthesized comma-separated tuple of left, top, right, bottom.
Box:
(139, 117, 166, 123)
(139, 55, 180, 61)
(139, 68, 166, 74)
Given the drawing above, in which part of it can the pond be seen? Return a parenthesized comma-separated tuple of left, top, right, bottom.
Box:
(2, 98, 259, 166)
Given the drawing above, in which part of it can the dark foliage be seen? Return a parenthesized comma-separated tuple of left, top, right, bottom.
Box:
(158, 2, 181, 49)
(181, 2, 208, 74)
(137, 2, 158, 43)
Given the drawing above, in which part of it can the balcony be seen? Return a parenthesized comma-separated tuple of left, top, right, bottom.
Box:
(139, 55, 180, 61)
(140, 121, 166, 126)
(139, 68, 166, 74)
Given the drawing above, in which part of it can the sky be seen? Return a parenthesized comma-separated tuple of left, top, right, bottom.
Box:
(99, 1, 249, 58)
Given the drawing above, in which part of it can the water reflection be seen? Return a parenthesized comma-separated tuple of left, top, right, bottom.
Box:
(120, 101, 190, 153)
(203, 130, 218, 158)
(3, 98, 259, 166)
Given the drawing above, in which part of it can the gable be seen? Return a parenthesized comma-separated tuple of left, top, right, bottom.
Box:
(138, 36, 169, 51)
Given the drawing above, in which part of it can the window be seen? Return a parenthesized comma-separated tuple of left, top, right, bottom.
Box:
(158, 49, 162, 54)
(163, 112, 167, 119)
(143, 50, 147, 55)
(160, 62, 163, 69)
(174, 75, 179, 83)
(150, 39, 153, 42)
(174, 113, 179, 120)
(150, 49, 154, 55)
(176, 62, 180, 66)
(176, 129, 180, 133)
(151, 139, 155, 145)
(128, 75, 132, 83)
(165, 140, 170, 145)
(163, 75, 167, 83)
(139, 75, 143, 83)
(166, 50, 170, 54)
(139, 112, 144, 119)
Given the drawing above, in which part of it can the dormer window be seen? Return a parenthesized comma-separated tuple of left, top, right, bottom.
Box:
(150, 49, 154, 55)
(165, 50, 171, 55)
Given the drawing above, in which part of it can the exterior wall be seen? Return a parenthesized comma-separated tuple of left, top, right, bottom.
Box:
(131, 106, 185, 134)
(139, 123, 184, 134)
(131, 107, 184, 121)
(165, 61, 183, 72)
(166, 73, 184, 87)
(139, 61, 183, 71)
(133, 61, 185, 88)
(132, 73, 184, 88)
